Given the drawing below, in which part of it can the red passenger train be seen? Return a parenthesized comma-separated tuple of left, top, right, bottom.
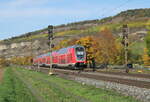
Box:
(33, 45, 87, 69)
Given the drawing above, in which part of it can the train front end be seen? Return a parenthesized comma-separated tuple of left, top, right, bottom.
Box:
(74, 45, 87, 68)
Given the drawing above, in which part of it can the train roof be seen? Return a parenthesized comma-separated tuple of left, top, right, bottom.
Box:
(36, 53, 50, 58)
(56, 45, 84, 54)
(36, 45, 84, 57)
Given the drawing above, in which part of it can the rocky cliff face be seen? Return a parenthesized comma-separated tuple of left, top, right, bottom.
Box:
(0, 39, 42, 58)
(0, 33, 84, 58)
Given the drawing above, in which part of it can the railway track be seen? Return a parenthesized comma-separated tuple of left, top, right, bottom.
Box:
(34, 66, 150, 79)
(96, 70, 150, 79)
(27, 66, 150, 89)
(53, 69, 150, 89)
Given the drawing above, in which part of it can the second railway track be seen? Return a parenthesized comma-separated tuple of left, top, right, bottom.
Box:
(28, 66, 150, 89)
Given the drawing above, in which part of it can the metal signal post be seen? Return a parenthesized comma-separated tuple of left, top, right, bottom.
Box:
(122, 24, 129, 73)
(48, 25, 54, 75)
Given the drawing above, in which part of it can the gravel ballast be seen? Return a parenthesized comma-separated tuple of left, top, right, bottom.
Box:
(84, 72, 150, 82)
(74, 76, 150, 102)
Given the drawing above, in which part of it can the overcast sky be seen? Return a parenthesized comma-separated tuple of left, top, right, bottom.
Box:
(0, 0, 150, 40)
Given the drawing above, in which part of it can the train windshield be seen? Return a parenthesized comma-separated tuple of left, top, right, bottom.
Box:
(75, 47, 85, 60)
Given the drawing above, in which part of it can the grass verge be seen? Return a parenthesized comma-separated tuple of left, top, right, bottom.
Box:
(0, 68, 3, 83)
(0, 68, 37, 102)
(13, 67, 140, 102)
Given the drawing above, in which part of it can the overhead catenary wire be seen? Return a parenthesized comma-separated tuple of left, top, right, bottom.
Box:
(100, 0, 133, 18)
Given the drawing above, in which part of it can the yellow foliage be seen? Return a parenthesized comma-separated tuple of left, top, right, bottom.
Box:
(76, 36, 95, 64)
(0, 57, 8, 67)
(93, 28, 122, 64)
(53, 39, 71, 50)
(10, 56, 33, 65)
(137, 70, 143, 73)
(142, 48, 150, 66)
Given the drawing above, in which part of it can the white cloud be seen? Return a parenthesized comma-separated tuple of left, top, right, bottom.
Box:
(0, 8, 90, 18)
(0, 0, 91, 19)
(0, 0, 49, 7)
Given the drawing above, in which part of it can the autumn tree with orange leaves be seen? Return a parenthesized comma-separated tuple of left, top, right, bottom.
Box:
(93, 28, 123, 65)
(54, 27, 124, 67)
(75, 28, 124, 66)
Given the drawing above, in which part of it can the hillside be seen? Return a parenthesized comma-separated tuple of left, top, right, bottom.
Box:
(0, 8, 150, 59)
(1, 8, 150, 43)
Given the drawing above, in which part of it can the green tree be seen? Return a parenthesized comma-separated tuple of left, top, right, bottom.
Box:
(146, 21, 150, 56)
(142, 21, 150, 66)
